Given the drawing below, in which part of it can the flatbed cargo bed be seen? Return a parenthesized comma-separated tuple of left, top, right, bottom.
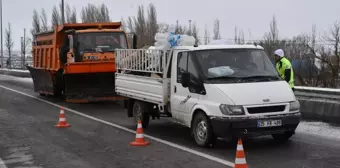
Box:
(115, 73, 169, 105)
(114, 49, 173, 106)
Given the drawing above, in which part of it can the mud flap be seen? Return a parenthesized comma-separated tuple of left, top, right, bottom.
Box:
(26, 66, 55, 95)
(63, 72, 121, 102)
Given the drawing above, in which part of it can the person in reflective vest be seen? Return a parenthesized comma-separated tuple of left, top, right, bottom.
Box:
(274, 49, 295, 91)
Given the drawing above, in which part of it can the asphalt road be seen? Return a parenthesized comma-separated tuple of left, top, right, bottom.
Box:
(1, 74, 340, 168)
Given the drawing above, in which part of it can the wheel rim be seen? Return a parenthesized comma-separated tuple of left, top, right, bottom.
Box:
(196, 121, 208, 142)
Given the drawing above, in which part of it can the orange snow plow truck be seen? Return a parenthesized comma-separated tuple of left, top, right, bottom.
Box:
(26, 22, 137, 103)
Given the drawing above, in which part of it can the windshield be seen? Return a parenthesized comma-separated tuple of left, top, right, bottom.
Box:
(194, 49, 280, 82)
(77, 32, 128, 53)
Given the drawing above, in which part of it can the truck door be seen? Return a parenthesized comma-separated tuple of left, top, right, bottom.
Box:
(170, 51, 200, 126)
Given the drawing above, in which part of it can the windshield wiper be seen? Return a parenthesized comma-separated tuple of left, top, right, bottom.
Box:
(241, 75, 280, 81)
(207, 76, 241, 80)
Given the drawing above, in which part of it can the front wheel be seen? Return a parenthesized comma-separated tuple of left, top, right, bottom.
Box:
(272, 131, 294, 143)
(191, 112, 217, 148)
(132, 100, 150, 129)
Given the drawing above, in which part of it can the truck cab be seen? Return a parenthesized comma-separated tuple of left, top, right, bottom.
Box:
(115, 44, 301, 147)
(62, 28, 136, 64)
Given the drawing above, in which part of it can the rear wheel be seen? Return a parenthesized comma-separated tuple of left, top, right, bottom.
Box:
(54, 70, 64, 97)
(132, 100, 150, 128)
(272, 131, 294, 143)
(191, 112, 217, 148)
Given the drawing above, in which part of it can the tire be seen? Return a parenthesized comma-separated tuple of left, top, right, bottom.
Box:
(191, 112, 217, 148)
(132, 100, 150, 129)
(54, 70, 64, 97)
(39, 93, 46, 96)
(124, 100, 128, 109)
(272, 131, 294, 143)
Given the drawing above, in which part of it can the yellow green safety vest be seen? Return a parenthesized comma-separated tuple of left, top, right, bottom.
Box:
(275, 57, 294, 88)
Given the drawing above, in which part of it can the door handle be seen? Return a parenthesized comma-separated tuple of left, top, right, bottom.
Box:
(174, 86, 177, 93)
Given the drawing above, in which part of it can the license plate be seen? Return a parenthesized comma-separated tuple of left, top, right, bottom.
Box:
(257, 120, 282, 127)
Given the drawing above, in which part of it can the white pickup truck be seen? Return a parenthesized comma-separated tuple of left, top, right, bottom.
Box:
(115, 44, 301, 147)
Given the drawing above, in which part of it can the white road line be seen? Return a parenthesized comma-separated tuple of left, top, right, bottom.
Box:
(0, 158, 8, 168)
(0, 84, 235, 167)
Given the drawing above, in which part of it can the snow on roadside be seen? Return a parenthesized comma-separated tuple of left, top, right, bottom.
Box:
(0, 74, 33, 83)
(296, 121, 340, 140)
(0, 68, 29, 73)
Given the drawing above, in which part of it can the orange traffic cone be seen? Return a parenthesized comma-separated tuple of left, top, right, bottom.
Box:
(130, 119, 150, 146)
(55, 108, 70, 128)
(234, 138, 248, 168)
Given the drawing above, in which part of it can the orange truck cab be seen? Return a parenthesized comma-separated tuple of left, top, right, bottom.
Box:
(26, 22, 137, 103)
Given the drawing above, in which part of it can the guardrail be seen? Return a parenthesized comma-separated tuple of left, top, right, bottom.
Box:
(294, 86, 340, 102)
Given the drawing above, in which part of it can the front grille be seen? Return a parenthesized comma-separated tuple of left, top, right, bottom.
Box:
(247, 105, 286, 114)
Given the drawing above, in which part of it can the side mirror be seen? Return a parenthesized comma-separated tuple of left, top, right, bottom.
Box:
(68, 35, 74, 49)
(66, 52, 75, 63)
(181, 72, 190, 88)
(132, 33, 137, 49)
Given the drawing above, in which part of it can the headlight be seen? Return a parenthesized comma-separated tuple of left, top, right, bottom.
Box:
(219, 104, 245, 115)
(289, 100, 300, 111)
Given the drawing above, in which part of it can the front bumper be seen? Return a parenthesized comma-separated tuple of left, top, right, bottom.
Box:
(210, 112, 301, 138)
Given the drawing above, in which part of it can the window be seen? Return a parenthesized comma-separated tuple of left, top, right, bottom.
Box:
(177, 52, 188, 83)
(77, 32, 128, 53)
(188, 54, 199, 79)
(195, 49, 278, 79)
(249, 50, 267, 71)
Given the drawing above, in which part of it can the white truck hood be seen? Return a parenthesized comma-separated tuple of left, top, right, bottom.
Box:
(212, 81, 296, 105)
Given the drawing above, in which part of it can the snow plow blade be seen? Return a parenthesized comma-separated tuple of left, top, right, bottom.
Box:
(26, 66, 55, 95)
(63, 72, 127, 103)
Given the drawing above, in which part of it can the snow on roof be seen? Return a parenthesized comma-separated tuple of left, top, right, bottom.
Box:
(172, 44, 264, 51)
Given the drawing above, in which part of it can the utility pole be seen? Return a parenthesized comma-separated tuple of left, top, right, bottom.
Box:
(0, 0, 3, 68)
(188, 20, 192, 36)
(21, 37, 23, 68)
(21, 28, 26, 68)
(61, 0, 65, 24)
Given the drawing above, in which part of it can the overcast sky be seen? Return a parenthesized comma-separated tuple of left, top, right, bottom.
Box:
(1, 0, 339, 50)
